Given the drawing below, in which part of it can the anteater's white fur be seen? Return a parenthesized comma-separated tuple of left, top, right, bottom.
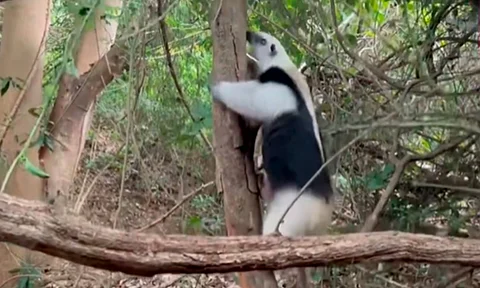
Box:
(247, 31, 333, 237)
(262, 187, 333, 236)
(248, 31, 326, 163)
(249, 31, 333, 288)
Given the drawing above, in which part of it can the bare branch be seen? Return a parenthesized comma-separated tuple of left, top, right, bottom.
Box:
(361, 135, 471, 232)
(329, 0, 404, 90)
(156, 0, 212, 151)
(3, 194, 480, 275)
(136, 181, 214, 232)
(327, 120, 480, 136)
(412, 181, 480, 197)
(437, 267, 474, 288)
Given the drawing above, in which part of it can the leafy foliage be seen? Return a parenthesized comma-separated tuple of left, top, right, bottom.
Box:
(365, 163, 395, 191)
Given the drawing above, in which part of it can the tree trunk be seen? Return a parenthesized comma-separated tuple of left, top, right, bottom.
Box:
(2, 193, 480, 276)
(210, 1, 278, 287)
(39, 0, 122, 209)
(0, 0, 51, 286)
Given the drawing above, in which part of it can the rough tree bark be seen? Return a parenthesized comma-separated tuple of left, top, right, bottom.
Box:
(39, 0, 123, 209)
(2, 193, 480, 275)
(0, 0, 52, 286)
(210, 0, 278, 287)
(38, 45, 127, 207)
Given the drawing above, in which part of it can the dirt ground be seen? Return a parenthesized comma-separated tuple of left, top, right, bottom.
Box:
(37, 124, 480, 288)
(40, 125, 299, 288)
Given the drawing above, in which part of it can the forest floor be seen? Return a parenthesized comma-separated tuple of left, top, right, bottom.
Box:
(41, 124, 262, 288)
(40, 124, 480, 288)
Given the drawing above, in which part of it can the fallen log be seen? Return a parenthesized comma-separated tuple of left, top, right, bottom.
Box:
(1, 193, 480, 276)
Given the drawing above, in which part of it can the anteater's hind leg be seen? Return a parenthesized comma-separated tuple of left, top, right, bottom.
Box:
(262, 189, 333, 288)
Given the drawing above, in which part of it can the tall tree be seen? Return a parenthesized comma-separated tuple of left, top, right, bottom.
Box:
(0, 0, 52, 286)
(0, 0, 124, 286)
(210, 0, 277, 287)
(39, 0, 123, 210)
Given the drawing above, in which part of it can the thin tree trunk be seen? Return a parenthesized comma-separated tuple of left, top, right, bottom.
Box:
(210, 0, 278, 287)
(0, 0, 51, 286)
(39, 0, 122, 210)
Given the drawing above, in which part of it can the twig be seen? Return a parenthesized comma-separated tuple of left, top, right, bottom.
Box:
(436, 25, 477, 74)
(274, 112, 397, 233)
(412, 181, 480, 196)
(420, 0, 456, 80)
(113, 28, 140, 229)
(361, 135, 471, 232)
(74, 143, 126, 214)
(253, 11, 348, 84)
(355, 265, 409, 288)
(157, 0, 212, 151)
(116, 0, 180, 42)
(360, 158, 407, 233)
(326, 120, 480, 135)
(71, 266, 85, 288)
(212, 0, 223, 25)
(136, 181, 214, 232)
(329, 0, 404, 90)
(0, 274, 42, 288)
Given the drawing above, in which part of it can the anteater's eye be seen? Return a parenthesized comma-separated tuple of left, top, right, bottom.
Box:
(260, 38, 267, 45)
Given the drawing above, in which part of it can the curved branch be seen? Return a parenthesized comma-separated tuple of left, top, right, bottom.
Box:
(361, 135, 471, 232)
(2, 193, 480, 276)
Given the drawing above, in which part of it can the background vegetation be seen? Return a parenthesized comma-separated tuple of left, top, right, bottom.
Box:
(1, 0, 480, 287)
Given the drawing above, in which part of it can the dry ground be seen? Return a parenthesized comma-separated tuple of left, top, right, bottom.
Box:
(38, 124, 480, 288)
(36, 121, 313, 288)
(41, 124, 244, 288)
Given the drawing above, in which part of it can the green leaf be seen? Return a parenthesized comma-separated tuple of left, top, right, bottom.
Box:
(191, 100, 211, 121)
(381, 163, 395, 178)
(1, 77, 11, 96)
(43, 84, 57, 98)
(11, 263, 41, 288)
(65, 1, 81, 15)
(365, 163, 395, 191)
(420, 137, 432, 152)
(407, 1, 415, 13)
(104, 5, 122, 19)
(23, 157, 49, 179)
(375, 12, 386, 25)
(17, 275, 31, 288)
(186, 215, 203, 233)
(366, 174, 385, 191)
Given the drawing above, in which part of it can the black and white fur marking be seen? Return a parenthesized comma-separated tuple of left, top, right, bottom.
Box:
(211, 31, 333, 237)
